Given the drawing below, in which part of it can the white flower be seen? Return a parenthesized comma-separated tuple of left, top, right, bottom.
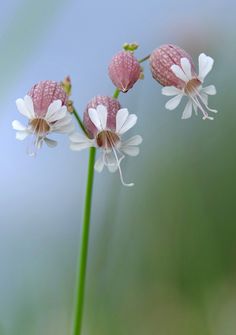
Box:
(12, 95, 74, 155)
(162, 54, 217, 120)
(69, 104, 142, 187)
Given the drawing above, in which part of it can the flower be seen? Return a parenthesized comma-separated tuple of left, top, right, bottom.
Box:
(150, 44, 217, 120)
(108, 51, 142, 93)
(12, 80, 74, 155)
(70, 96, 142, 187)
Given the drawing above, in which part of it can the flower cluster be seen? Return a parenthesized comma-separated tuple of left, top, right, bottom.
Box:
(12, 43, 217, 185)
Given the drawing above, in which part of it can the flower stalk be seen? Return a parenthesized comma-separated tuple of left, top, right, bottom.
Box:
(138, 54, 150, 64)
(113, 88, 120, 99)
(72, 107, 88, 135)
(72, 146, 96, 335)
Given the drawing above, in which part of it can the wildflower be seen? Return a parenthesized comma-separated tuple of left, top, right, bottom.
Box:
(108, 51, 142, 93)
(150, 44, 217, 120)
(70, 96, 142, 186)
(12, 80, 74, 155)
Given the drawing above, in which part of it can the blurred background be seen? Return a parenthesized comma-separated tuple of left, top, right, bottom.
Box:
(0, 0, 236, 334)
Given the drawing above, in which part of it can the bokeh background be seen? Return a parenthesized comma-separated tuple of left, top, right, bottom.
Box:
(0, 0, 236, 334)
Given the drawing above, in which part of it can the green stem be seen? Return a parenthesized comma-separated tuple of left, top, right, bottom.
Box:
(138, 54, 150, 64)
(73, 147, 96, 335)
(70, 51, 150, 334)
(72, 108, 88, 135)
(113, 88, 120, 99)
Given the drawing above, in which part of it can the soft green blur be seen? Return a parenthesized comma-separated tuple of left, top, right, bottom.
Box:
(1, 0, 236, 335)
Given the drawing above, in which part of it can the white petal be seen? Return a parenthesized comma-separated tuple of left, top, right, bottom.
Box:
(70, 132, 89, 143)
(193, 102, 198, 115)
(200, 92, 208, 106)
(52, 114, 72, 128)
(121, 135, 143, 147)
(88, 106, 107, 131)
(94, 155, 104, 172)
(69, 132, 95, 151)
(35, 138, 44, 149)
(44, 137, 57, 147)
(16, 97, 34, 119)
(107, 162, 118, 173)
(96, 105, 107, 130)
(171, 64, 188, 82)
(121, 146, 140, 156)
(24, 95, 35, 118)
(181, 100, 193, 119)
(116, 108, 129, 133)
(70, 142, 94, 151)
(57, 123, 75, 134)
(180, 58, 192, 79)
(52, 118, 75, 133)
(104, 152, 118, 173)
(162, 86, 183, 96)
(198, 53, 214, 81)
(16, 131, 29, 140)
(12, 120, 26, 131)
(46, 100, 62, 116)
(46, 101, 67, 123)
(165, 94, 183, 110)
(201, 85, 216, 95)
(117, 114, 137, 135)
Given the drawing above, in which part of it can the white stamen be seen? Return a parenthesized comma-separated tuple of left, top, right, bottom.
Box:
(26, 134, 38, 157)
(190, 95, 213, 120)
(106, 131, 134, 187)
(193, 88, 218, 114)
(26, 118, 47, 156)
(185, 85, 215, 120)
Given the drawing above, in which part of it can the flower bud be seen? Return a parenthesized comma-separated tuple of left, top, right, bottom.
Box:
(61, 76, 72, 97)
(83, 96, 121, 138)
(149, 44, 197, 89)
(108, 51, 141, 92)
(28, 80, 68, 118)
(123, 42, 139, 52)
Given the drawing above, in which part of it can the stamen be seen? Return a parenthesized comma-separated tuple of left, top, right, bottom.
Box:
(193, 88, 218, 114)
(26, 118, 48, 156)
(106, 131, 134, 187)
(96, 130, 120, 148)
(30, 118, 50, 134)
(190, 95, 213, 120)
(26, 134, 42, 157)
(186, 85, 215, 120)
(112, 146, 134, 187)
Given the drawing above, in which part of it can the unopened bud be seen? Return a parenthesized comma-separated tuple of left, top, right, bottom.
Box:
(108, 51, 141, 93)
(61, 76, 72, 97)
(123, 42, 139, 52)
